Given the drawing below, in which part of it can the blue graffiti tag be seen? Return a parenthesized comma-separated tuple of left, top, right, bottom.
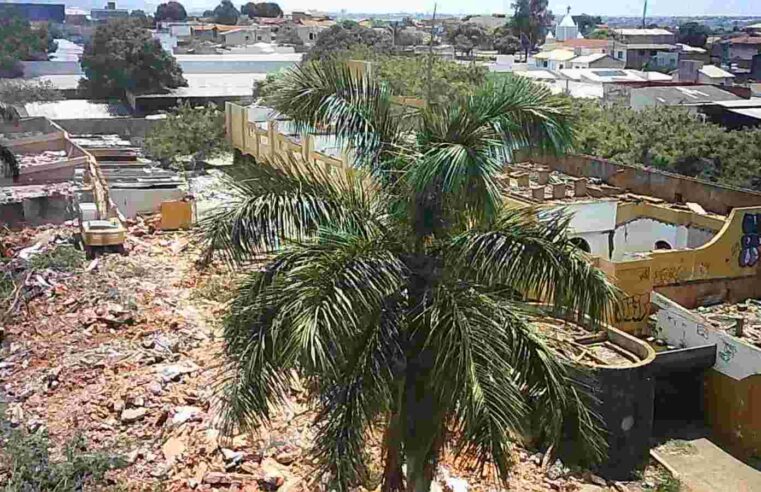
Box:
(739, 213, 761, 267)
(719, 341, 738, 363)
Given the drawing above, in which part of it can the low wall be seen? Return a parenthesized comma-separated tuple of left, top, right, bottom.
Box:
(20, 61, 83, 77)
(652, 292, 761, 458)
(0, 195, 71, 229)
(526, 153, 761, 215)
(54, 118, 162, 139)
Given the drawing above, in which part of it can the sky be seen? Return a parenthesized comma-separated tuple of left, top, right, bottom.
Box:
(229, 0, 761, 16)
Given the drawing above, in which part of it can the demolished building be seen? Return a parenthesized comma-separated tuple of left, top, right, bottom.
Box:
(225, 101, 761, 477)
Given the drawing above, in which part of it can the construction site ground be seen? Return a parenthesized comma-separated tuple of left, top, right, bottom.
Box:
(0, 223, 675, 491)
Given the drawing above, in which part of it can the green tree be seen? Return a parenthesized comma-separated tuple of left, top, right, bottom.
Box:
(677, 22, 711, 48)
(129, 9, 152, 27)
(446, 22, 489, 58)
(572, 100, 761, 191)
(144, 103, 228, 163)
(155, 1, 187, 22)
(241, 2, 283, 18)
(79, 20, 186, 98)
(510, 0, 553, 58)
(0, 13, 56, 78)
(573, 14, 602, 36)
(203, 62, 615, 491)
(213, 0, 240, 26)
(493, 25, 521, 54)
(305, 21, 393, 62)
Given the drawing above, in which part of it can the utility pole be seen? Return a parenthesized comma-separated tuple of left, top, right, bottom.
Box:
(641, 0, 648, 28)
(426, 3, 437, 107)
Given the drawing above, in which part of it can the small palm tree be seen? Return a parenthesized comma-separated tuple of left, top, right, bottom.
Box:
(203, 62, 617, 491)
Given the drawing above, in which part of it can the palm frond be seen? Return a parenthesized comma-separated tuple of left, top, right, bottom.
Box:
(424, 282, 530, 480)
(217, 226, 407, 443)
(407, 76, 574, 226)
(264, 61, 410, 172)
(0, 143, 19, 179)
(447, 207, 618, 326)
(198, 152, 388, 263)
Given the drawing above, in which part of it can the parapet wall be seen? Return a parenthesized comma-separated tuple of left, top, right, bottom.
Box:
(525, 153, 761, 215)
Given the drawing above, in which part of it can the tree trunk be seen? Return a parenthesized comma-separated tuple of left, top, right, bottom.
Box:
(401, 252, 443, 492)
(382, 388, 405, 492)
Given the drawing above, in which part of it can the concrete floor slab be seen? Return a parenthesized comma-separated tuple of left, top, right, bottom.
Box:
(655, 438, 761, 492)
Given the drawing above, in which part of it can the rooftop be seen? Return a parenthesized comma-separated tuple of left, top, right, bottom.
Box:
(136, 73, 265, 99)
(24, 100, 131, 120)
(615, 28, 674, 36)
(618, 43, 677, 51)
(534, 49, 576, 61)
(571, 53, 609, 64)
(727, 36, 761, 45)
(559, 38, 614, 49)
(699, 65, 735, 79)
(632, 85, 742, 106)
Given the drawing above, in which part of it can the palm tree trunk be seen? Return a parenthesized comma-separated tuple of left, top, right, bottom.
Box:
(382, 388, 405, 492)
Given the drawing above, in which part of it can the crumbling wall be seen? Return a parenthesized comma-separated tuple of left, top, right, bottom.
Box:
(527, 153, 761, 215)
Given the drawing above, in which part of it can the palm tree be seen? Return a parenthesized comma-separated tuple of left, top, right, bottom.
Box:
(202, 62, 617, 491)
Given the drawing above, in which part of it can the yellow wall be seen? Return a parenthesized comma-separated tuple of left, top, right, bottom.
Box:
(705, 371, 761, 459)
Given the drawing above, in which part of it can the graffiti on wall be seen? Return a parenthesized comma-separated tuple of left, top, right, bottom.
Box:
(739, 213, 761, 267)
(614, 293, 651, 323)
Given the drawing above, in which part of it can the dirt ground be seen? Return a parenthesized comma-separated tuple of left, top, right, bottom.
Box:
(0, 224, 667, 492)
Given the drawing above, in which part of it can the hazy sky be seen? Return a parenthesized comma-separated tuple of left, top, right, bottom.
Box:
(254, 0, 760, 16)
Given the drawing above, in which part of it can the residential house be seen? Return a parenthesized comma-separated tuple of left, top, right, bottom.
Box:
(90, 2, 129, 22)
(191, 24, 243, 42)
(677, 43, 710, 63)
(719, 36, 761, 69)
(676, 59, 735, 86)
(612, 28, 678, 70)
(532, 49, 576, 71)
(557, 38, 616, 56)
(570, 53, 625, 69)
(220, 26, 273, 46)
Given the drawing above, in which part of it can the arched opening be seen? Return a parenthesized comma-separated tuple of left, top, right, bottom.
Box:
(655, 240, 672, 250)
(570, 237, 591, 253)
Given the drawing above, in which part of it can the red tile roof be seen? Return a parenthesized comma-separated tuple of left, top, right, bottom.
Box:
(559, 38, 615, 49)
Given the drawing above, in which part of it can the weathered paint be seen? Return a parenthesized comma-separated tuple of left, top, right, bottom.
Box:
(704, 371, 761, 459)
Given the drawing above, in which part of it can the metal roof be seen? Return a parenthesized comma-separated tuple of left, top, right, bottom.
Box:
(615, 28, 673, 36)
(727, 108, 761, 120)
(699, 65, 735, 79)
(633, 85, 742, 106)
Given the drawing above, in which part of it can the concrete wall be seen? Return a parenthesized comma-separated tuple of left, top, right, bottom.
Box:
(652, 292, 761, 458)
(109, 187, 185, 219)
(54, 117, 162, 139)
(614, 218, 683, 260)
(527, 153, 761, 215)
(20, 61, 82, 77)
(0, 195, 70, 229)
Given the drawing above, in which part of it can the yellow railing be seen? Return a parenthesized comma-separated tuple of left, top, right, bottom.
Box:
(226, 102, 348, 171)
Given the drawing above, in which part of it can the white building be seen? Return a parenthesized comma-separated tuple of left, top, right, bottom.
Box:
(555, 9, 579, 42)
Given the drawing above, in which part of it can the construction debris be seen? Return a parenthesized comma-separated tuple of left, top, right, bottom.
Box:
(0, 224, 665, 491)
(697, 299, 761, 347)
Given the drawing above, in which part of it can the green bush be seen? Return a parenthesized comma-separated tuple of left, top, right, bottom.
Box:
(28, 246, 85, 272)
(1, 429, 125, 491)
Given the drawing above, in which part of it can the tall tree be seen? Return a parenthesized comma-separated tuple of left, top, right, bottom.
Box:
(241, 2, 283, 18)
(446, 22, 488, 59)
(213, 0, 240, 26)
(510, 0, 553, 59)
(0, 13, 56, 78)
(79, 20, 186, 97)
(155, 1, 187, 22)
(677, 22, 711, 48)
(202, 62, 615, 491)
(305, 21, 393, 62)
(573, 14, 602, 36)
(144, 103, 228, 164)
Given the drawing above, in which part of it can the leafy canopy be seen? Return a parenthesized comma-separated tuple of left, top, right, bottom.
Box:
(203, 62, 617, 491)
(155, 1, 187, 22)
(0, 13, 56, 78)
(213, 0, 240, 26)
(79, 19, 186, 98)
(144, 103, 228, 163)
(573, 99, 761, 191)
(241, 2, 283, 18)
(305, 21, 393, 62)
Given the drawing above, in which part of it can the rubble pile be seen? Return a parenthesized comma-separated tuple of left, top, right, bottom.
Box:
(1, 225, 657, 491)
(697, 299, 761, 347)
(16, 150, 69, 170)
